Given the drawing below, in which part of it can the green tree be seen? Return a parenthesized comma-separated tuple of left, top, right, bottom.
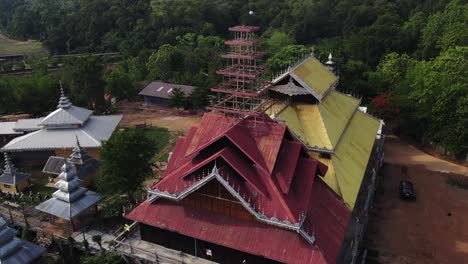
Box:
(147, 44, 183, 81)
(266, 45, 309, 71)
(105, 70, 134, 100)
(420, 0, 468, 59)
(61, 56, 106, 111)
(169, 87, 187, 112)
(406, 47, 467, 158)
(98, 128, 156, 204)
(263, 30, 295, 55)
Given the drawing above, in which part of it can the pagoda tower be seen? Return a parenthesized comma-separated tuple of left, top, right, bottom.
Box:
(207, 26, 273, 117)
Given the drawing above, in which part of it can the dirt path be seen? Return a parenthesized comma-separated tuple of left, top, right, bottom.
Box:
(118, 102, 202, 133)
(366, 136, 468, 264)
(384, 135, 467, 176)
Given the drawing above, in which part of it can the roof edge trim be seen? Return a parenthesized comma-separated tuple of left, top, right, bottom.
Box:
(147, 166, 315, 245)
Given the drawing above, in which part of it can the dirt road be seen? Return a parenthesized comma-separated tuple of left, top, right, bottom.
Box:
(366, 136, 468, 264)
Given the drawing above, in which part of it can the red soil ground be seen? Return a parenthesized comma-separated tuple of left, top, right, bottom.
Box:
(366, 136, 468, 264)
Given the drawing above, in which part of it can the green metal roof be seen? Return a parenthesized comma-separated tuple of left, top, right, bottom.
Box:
(292, 57, 337, 97)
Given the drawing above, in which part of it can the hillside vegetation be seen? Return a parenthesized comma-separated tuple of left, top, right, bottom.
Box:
(0, 0, 466, 158)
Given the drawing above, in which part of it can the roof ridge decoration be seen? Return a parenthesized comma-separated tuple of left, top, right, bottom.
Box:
(148, 164, 315, 245)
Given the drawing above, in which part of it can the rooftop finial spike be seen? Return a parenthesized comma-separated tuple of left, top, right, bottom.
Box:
(57, 82, 72, 109)
(75, 135, 81, 148)
(326, 53, 334, 65)
(211, 161, 219, 175)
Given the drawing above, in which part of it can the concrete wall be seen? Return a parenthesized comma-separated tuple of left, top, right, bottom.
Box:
(143, 96, 169, 106)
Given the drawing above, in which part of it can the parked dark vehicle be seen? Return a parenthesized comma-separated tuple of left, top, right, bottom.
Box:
(399, 181, 416, 200)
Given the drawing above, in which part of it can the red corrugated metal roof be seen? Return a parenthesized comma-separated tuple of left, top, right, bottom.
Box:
(127, 200, 327, 264)
(304, 180, 350, 264)
(130, 112, 351, 263)
(273, 139, 302, 194)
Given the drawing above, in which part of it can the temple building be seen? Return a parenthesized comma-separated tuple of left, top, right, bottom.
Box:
(127, 113, 351, 263)
(0, 88, 122, 161)
(266, 54, 383, 208)
(0, 153, 31, 194)
(127, 26, 352, 264)
(35, 160, 103, 235)
(0, 216, 45, 264)
(42, 137, 100, 187)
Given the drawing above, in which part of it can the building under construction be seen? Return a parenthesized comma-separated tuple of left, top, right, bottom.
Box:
(127, 25, 383, 264)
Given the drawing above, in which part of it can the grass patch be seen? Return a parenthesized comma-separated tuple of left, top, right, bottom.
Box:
(142, 126, 171, 152)
(154, 130, 184, 162)
(0, 34, 48, 58)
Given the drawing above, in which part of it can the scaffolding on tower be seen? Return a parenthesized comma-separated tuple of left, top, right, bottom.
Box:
(207, 26, 274, 118)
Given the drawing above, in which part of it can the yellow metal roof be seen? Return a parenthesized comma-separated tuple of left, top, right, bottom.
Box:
(331, 111, 380, 207)
(266, 100, 380, 208)
(309, 151, 342, 197)
(319, 91, 361, 147)
(292, 57, 337, 96)
(267, 91, 360, 150)
(268, 104, 332, 150)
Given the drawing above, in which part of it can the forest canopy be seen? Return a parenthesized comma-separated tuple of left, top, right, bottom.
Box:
(0, 0, 466, 158)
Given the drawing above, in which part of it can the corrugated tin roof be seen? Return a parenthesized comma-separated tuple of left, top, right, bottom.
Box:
(40, 105, 93, 127)
(268, 91, 361, 151)
(36, 161, 103, 220)
(129, 113, 351, 263)
(13, 118, 42, 132)
(331, 111, 380, 207)
(268, 97, 378, 207)
(318, 91, 360, 147)
(0, 217, 45, 264)
(128, 200, 327, 264)
(291, 57, 337, 98)
(139, 81, 194, 99)
(34, 191, 102, 220)
(1, 115, 122, 152)
(0, 122, 21, 135)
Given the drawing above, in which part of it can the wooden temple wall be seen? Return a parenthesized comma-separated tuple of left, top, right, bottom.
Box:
(180, 180, 255, 222)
